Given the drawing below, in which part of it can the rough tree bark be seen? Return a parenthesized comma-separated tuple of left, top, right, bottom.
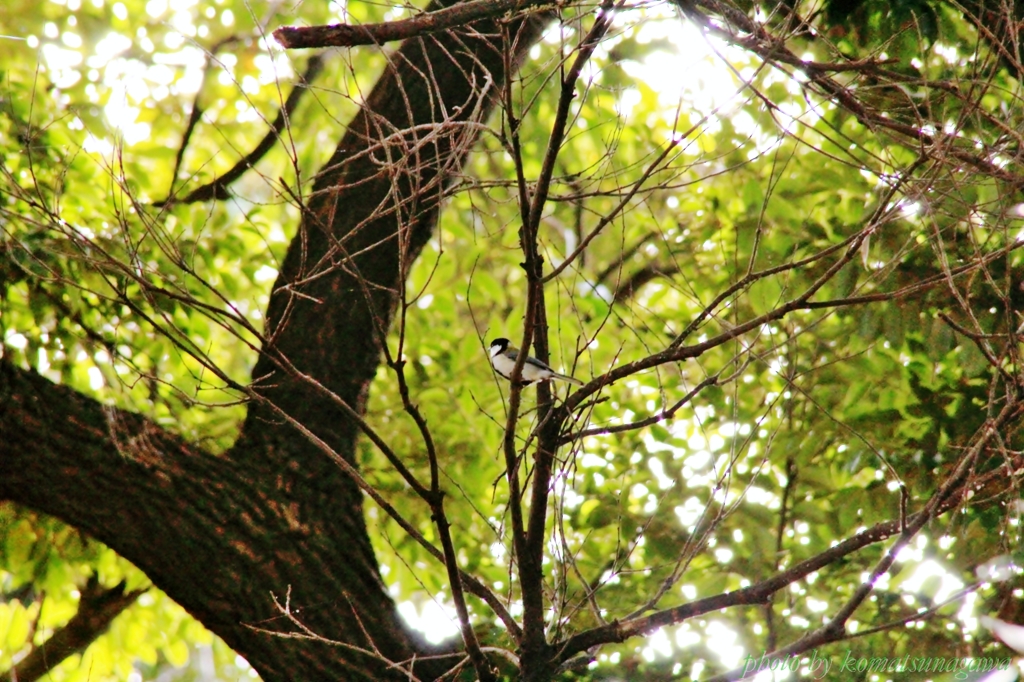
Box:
(0, 3, 548, 680)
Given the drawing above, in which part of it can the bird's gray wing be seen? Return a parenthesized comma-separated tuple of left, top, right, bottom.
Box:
(504, 348, 555, 372)
(524, 355, 555, 372)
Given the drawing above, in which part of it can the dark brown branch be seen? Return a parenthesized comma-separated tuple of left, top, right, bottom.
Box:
(938, 311, 1011, 341)
(556, 519, 890, 658)
(384, 315, 495, 677)
(512, 6, 620, 677)
(495, 19, 536, 667)
(542, 133, 688, 283)
(434, 507, 497, 681)
(558, 372, 718, 444)
(156, 55, 326, 207)
(702, 403, 1023, 682)
(766, 457, 798, 651)
(566, 233, 870, 409)
(610, 262, 679, 304)
(257, 367, 524, 641)
(943, 0, 1024, 80)
(0, 577, 145, 682)
(273, 0, 553, 49)
(161, 35, 244, 203)
(555, 438, 1023, 662)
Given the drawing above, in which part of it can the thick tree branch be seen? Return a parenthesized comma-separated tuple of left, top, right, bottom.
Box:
(273, 0, 553, 49)
(1, 2, 553, 679)
(232, 1, 552, 677)
(0, 360, 423, 681)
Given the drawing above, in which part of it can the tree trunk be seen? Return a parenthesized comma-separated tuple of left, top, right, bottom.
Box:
(0, 4, 548, 679)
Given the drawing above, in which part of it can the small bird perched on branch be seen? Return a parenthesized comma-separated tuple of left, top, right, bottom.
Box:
(488, 338, 583, 386)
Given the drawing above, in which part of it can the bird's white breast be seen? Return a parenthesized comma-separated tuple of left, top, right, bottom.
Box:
(491, 352, 518, 377)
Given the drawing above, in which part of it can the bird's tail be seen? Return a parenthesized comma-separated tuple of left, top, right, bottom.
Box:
(552, 373, 584, 386)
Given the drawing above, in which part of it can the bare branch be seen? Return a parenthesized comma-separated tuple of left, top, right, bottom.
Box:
(0, 577, 145, 682)
(157, 55, 326, 207)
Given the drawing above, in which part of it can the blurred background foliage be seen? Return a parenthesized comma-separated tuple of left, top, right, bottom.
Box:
(1, 0, 1023, 678)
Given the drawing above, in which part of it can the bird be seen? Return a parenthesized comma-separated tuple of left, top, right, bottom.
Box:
(488, 338, 583, 386)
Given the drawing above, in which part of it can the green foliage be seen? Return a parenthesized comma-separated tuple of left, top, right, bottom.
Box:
(825, 0, 941, 45)
(0, 505, 252, 680)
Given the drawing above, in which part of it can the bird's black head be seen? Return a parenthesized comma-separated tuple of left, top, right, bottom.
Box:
(489, 338, 510, 353)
